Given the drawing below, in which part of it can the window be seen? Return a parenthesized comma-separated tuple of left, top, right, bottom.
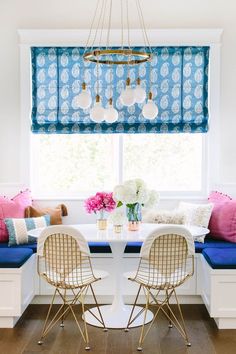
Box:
(31, 133, 205, 198)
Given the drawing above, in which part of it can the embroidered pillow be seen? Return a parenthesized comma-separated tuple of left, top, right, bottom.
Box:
(25, 204, 68, 225)
(208, 192, 236, 242)
(142, 210, 186, 225)
(0, 189, 32, 242)
(5, 215, 50, 246)
(178, 202, 213, 228)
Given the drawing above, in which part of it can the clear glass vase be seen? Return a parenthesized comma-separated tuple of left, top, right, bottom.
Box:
(96, 209, 107, 230)
(126, 203, 142, 231)
(113, 224, 123, 233)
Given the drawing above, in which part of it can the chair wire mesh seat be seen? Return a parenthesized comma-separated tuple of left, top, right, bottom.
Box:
(37, 225, 108, 350)
(124, 225, 194, 351)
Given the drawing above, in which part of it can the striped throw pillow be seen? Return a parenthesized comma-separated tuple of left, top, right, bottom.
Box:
(5, 215, 50, 246)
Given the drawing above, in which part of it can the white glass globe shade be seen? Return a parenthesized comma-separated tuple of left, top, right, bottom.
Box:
(90, 102, 105, 123)
(104, 106, 119, 123)
(120, 87, 135, 106)
(142, 99, 158, 120)
(77, 89, 92, 109)
(134, 85, 146, 103)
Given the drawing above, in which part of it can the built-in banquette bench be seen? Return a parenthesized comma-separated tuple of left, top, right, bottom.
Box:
(0, 237, 236, 329)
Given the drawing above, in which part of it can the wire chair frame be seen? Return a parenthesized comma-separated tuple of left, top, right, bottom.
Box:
(126, 232, 194, 351)
(37, 232, 107, 350)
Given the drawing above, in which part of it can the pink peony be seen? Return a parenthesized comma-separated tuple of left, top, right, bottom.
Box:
(84, 192, 116, 214)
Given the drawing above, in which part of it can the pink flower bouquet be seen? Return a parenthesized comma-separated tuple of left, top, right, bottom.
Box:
(84, 192, 116, 217)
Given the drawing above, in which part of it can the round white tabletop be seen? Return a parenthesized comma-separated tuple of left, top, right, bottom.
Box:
(29, 223, 209, 329)
(28, 223, 208, 242)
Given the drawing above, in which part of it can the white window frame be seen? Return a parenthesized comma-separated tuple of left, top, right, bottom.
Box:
(18, 29, 223, 200)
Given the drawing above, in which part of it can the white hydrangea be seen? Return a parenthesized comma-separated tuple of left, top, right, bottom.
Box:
(109, 209, 127, 225)
(113, 185, 126, 202)
(137, 186, 149, 204)
(134, 178, 147, 190)
(113, 179, 159, 208)
(113, 182, 139, 204)
(123, 180, 137, 194)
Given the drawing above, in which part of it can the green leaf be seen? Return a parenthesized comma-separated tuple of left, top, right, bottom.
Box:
(117, 201, 123, 208)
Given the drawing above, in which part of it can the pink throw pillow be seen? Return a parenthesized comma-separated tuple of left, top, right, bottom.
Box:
(208, 190, 232, 203)
(208, 191, 236, 242)
(0, 189, 32, 242)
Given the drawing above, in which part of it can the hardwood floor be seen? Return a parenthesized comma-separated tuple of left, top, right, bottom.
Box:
(0, 305, 236, 354)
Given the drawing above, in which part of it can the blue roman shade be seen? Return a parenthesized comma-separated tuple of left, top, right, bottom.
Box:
(31, 46, 209, 134)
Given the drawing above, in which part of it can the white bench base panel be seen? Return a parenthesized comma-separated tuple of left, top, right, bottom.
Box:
(199, 255, 236, 329)
(0, 254, 36, 328)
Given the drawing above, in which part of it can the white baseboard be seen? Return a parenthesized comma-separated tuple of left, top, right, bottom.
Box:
(214, 317, 236, 329)
(0, 316, 20, 328)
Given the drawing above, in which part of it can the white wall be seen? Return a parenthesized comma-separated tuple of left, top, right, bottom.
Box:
(0, 0, 236, 200)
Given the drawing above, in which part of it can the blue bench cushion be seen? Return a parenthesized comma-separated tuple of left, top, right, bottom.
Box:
(0, 248, 33, 268)
(0, 242, 38, 253)
(1, 236, 236, 257)
(0, 241, 112, 254)
(202, 248, 236, 269)
(195, 237, 236, 253)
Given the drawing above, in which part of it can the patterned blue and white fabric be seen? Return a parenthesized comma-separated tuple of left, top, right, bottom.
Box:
(5, 215, 50, 246)
(31, 46, 209, 134)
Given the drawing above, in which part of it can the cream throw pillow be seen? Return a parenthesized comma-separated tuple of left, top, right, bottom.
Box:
(178, 202, 213, 228)
(142, 210, 186, 224)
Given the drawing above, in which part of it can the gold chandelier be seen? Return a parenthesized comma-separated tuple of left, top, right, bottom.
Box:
(76, 0, 158, 123)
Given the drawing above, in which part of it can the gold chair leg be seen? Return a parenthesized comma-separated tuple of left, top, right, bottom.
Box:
(166, 290, 173, 328)
(38, 288, 64, 345)
(173, 289, 191, 347)
(137, 288, 150, 351)
(38, 287, 85, 346)
(125, 284, 142, 331)
(60, 289, 67, 328)
(81, 288, 90, 350)
(89, 284, 107, 331)
(137, 288, 164, 350)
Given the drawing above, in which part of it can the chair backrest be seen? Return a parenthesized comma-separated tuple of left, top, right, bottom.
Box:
(37, 225, 93, 288)
(139, 225, 194, 288)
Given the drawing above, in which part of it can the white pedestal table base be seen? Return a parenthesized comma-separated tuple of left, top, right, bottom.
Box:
(84, 305, 153, 329)
(85, 239, 153, 328)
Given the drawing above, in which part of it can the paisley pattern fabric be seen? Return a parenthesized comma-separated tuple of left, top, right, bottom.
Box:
(31, 46, 209, 134)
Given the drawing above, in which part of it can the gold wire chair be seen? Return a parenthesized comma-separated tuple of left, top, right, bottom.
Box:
(125, 225, 194, 351)
(37, 225, 108, 350)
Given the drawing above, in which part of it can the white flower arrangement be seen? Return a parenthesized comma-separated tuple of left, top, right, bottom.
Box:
(109, 209, 127, 226)
(113, 179, 159, 208)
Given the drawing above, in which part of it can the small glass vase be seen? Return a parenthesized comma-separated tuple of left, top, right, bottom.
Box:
(113, 224, 123, 233)
(126, 203, 142, 231)
(96, 210, 107, 230)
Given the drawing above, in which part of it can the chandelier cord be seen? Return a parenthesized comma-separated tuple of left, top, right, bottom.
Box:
(121, 0, 124, 49)
(99, 0, 107, 48)
(106, 0, 113, 49)
(126, 0, 131, 77)
(90, 0, 106, 50)
(82, 0, 101, 85)
(126, 0, 131, 49)
(149, 50, 152, 96)
(135, 0, 148, 49)
(96, 58, 100, 97)
(136, 0, 153, 96)
(109, 64, 113, 101)
(83, 0, 101, 55)
(137, 0, 152, 54)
